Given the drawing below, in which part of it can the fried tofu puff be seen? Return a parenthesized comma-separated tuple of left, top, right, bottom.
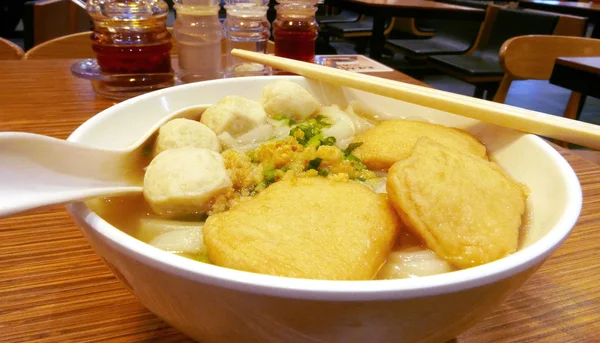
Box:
(143, 148, 232, 217)
(352, 120, 487, 170)
(386, 138, 526, 269)
(154, 118, 221, 155)
(200, 96, 267, 137)
(203, 178, 400, 280)
(260, 80, 320, 121)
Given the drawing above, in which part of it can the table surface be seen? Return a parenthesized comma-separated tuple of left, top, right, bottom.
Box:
(519, 0, 600, 23)
(550, 56, 600, 101)
(556, 56, 600, 74)
(1, 59, 600, 342)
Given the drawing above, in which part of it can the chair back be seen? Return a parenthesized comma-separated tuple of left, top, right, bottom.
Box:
(23, 0, 91, 50)
(523, 9, 588, 37)
(479, 8, 559, 59)
(0, 37, 25, 60)
(427, 19, 482, 52)
(499, 35, 600, 80)
(24, 31, 95, 60)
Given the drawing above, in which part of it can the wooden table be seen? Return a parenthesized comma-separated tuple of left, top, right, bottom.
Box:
(550, 56, 600, 120)
(519, 0, 600, 37)
(325, 0, 485, 59)
(1, 59, 599, 342)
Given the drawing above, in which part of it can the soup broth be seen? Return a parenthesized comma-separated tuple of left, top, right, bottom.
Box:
(87, 81, 529, 280)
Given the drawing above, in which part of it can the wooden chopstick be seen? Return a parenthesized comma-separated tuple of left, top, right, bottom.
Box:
(231, 49, 600, 150)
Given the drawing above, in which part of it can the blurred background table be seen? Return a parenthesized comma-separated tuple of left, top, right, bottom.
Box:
(519, 0, 600, 38)
(0, 59, 599, 342)
(325, 0, 486, 59)
(550, 56, 600, 121)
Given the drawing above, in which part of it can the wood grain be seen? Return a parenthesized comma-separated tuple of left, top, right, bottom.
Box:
(499, 36, 600, 81)
(1, 59, 599, 342)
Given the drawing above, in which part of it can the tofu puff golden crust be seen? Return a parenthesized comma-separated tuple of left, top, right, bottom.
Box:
(352, 120, 487, 170)
(386, 138, 526, 269)
(203, 178, 400, 280)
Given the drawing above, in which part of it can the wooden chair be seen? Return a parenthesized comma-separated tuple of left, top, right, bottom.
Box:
(495, 35, 600, 115)
(23, 0, 91, 51)
(24, 31, 95, 59)
(24, 30, 274, 59)
(0, 37, 25, 60)
(494, 35, 600, 156)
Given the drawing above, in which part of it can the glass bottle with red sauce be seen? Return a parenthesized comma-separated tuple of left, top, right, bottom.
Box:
(86, 0, 172, 75)
(273, 0, 319, 62)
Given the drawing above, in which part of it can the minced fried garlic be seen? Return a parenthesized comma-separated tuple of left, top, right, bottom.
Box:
(208, 136, 378, 215)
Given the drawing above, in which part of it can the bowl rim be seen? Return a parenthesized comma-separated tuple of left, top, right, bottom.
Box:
(66, 76, 583, 301)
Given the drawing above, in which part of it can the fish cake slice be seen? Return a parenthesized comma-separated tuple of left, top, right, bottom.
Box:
(352, 120, 487, 170)
(386, 138, 526, 269)
(203, 178, 400, 280)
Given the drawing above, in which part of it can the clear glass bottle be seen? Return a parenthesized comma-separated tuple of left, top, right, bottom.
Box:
(86, 0, 173, 74)
(173, 0, 224, 83)
(223, 0, 271, 77)
(272, 0, 318, 63)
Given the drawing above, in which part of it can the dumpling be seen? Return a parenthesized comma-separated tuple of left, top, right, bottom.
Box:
(203, 178, 400, 280)
(200, 96, 267, 137)
(143, 147, 232, 217)
(260, 80, 320, 121)
(352, 120, 487, 170)
(319, 105, 356, 148)
(154, 118, 221, 155)
(386, 138, 526, 269)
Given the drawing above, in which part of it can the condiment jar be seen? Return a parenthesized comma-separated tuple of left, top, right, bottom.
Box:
(224, 0, 271, 77)
(173, 0, 224, 82)
(87, 0, 173, 74)
(272, 0, 319, 62)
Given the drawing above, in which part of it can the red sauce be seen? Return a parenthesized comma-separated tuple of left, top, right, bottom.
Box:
(273, 20, 318, 63)
(92, 42, 172, 74)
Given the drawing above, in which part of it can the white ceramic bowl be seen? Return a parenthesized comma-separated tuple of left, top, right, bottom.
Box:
(66, 76, 582, 343)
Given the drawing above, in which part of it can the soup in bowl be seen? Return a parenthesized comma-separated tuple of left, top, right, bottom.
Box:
(66, 76, 581, 343)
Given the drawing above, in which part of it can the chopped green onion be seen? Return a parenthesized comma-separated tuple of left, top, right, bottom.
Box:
(273, 115, 296, 126)
(344, 142, 363, 156)
(264, 169, 277, 185)
(289, 116, 332, 145)
(307, 158, 323, 171)
(314, 115, 331, 127)
(346, 154, 367, 169)
(321, 136, 337, 146)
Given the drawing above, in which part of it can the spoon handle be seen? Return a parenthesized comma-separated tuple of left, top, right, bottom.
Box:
(0, 132, 142, 218)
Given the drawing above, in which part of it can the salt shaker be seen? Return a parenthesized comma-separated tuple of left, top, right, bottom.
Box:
(223, 0, 271, 77)
(173, 0, 224, 82)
